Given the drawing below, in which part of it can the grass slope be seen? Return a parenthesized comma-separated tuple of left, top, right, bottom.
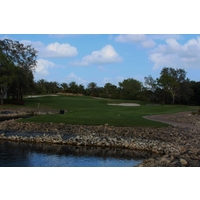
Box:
(13, 95, 196, 127)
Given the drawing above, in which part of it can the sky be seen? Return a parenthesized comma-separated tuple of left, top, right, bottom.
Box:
(1, 34, 200, 88)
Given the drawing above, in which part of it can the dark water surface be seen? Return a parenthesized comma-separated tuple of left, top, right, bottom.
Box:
(0, 140, 154, 167)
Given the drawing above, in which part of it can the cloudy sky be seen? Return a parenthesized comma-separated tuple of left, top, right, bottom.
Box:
(1, 1, 200, 88)
(1, 34, 200, 87)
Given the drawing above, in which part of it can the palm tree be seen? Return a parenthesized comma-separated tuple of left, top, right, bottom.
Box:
(87, 82, 97, 96)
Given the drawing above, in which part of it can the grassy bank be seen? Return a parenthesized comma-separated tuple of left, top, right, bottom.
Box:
(1, 95, 196, 127)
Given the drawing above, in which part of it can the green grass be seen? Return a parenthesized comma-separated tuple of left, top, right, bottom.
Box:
(2, 95, 197, 127)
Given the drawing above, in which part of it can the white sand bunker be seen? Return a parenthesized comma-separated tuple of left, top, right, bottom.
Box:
(25, 95, 58, 98)
(107, 103, 140, 106)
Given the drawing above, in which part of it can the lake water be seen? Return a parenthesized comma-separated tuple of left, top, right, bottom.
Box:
(0, 140, 154, 167)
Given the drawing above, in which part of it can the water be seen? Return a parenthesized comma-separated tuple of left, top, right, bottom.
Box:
(0, 140, 154, 167)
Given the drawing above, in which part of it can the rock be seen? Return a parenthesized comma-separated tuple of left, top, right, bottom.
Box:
(190, 155, 198, 160)
(11, 136, 16, 140)
(180, 158, 187, 166)
(1, 133, 5, 137)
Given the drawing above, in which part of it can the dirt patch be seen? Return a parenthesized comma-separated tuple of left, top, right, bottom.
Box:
(143, 111, 200, 130)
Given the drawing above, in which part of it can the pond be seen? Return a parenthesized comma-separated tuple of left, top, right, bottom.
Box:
(0, 140, 155, 167)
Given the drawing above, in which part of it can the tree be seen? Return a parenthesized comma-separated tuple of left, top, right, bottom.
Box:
(45, 81, 60, 93)
(144, 75, 157, 92)
(119, 78, 142, 100)
(87, 82, 97, 96)
(0, 52, 16, 104)
(189, 81, 200, 105)
(78, 84, 85, 94)
(0, 39, 37, 71)
(69, 81, 79, 94)
(0, 39, 37, 102)
(177, 78, 193, 105)
(143, 75, 159, 102)
(103, 83, 118, 98)
(61, 83, 69, 92)
(157, 67, 187, 105)
(8, 66, 35, 101)
(35, 79, 47, 94)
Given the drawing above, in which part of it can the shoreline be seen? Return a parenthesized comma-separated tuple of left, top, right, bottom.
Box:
(0, 118, 200, 166)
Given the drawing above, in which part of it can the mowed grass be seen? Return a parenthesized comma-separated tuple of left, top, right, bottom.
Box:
(11, 95, 196, 127)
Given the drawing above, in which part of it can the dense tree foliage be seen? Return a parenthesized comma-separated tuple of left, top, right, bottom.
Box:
(144, 68, 199, 105)
(157, 68, 186, 104)
(86, 82, 98, 96)
(0, 39, 37, 104)
(101, 83, 119, 99)
(119, 78, 143, 100)
(0, 52, 16, 104)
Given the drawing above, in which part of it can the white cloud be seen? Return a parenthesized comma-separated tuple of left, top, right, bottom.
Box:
(20, 40, 78, 58)
(65, 73, 88, 85)
(149, 37, 200, 70)
(44, 42, 78, 58)
(115, 34, 156, 48)
(141, 39, 156, 48)
(34, 59, 55, 77)
(70, 45, 123, 66)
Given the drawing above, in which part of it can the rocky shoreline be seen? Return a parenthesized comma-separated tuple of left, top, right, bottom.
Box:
(0, 108, 200, 167)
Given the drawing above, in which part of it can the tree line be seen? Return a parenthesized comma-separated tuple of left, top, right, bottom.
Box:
(33, 73, 200, 106)
(0, 39, 200, 105)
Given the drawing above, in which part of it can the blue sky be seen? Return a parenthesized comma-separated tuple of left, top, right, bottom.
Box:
(1, 34, 200, 87)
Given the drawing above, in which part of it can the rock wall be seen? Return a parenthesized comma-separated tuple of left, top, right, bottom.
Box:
(0, 119, 200, 167)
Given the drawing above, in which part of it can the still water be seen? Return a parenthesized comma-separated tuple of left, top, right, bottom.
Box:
(0, 140, 153, 167)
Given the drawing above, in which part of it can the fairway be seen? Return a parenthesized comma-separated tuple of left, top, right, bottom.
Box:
(12, 95, 195, 127)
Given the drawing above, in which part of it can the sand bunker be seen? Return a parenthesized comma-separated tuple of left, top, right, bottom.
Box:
(25, 95, 58, 98)
(107, 103, 140, 106)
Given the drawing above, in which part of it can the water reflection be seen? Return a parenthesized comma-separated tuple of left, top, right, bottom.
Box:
(0, 140, 156, 167)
